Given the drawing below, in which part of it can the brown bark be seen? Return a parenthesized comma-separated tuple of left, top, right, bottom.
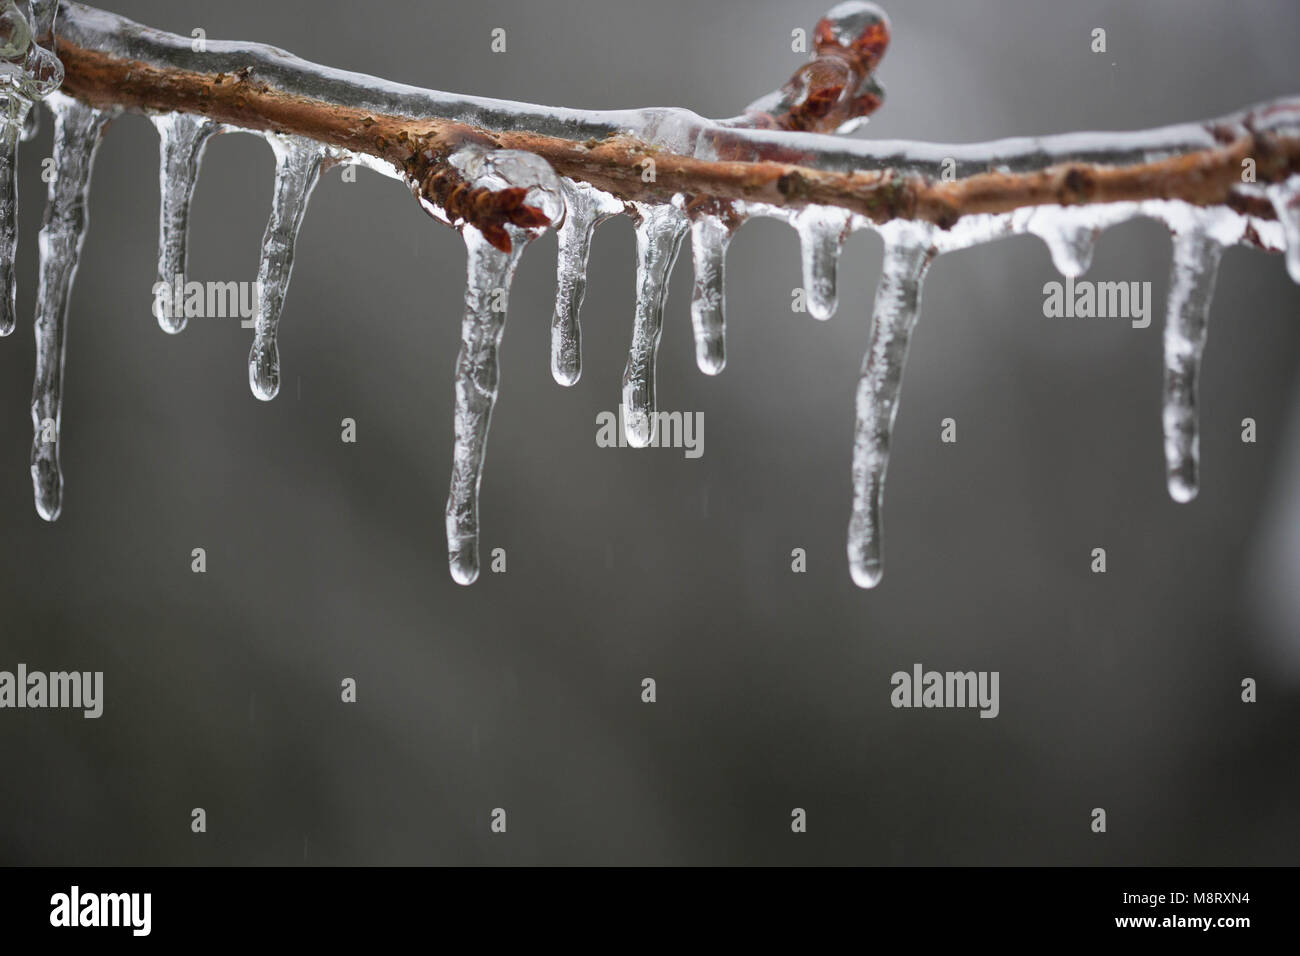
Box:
(53, 38, 1300, 245)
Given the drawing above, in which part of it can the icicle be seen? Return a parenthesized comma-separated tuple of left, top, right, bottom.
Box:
(151, 112, 218, 333)
(0, 0, 52, 337)
(446, 225, 531, 586)
(1162, 225, 1223, 503)
(30, 94, 112, 522)
(847, 223, 934, 589)
(0, 99, 22, 336)
(551, 179, 619, 386)
(622, 202, 687, 446)
(793, 206, 851, 319)
(1030, 215, 1098, 277)
(247, 135, 323, 400)
(1266, 175, 1300, 284)
(441, 146, 563, 585)
(688, 213, 732, 374)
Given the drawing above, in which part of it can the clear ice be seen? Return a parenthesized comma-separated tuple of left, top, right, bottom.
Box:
(848, 223, 934, 589)
(446, 225, 530, 585)
(151, 112, 219, 333)
(622, 202, 688, 446)
(0, 0, 63, 335)
(1161, 223, 1223, 503)
(248, 135, 324, 401)
(6, 1, 1299, 592)
(30, 93, 111, 521)
(444, 147, 563, 585)
(688, 213, 734, 374)
(0, 98, 21, 336)
(794, 206, 852, 319)
(551, 179, 621, 386)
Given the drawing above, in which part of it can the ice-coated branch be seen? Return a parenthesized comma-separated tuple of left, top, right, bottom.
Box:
(45, 2, 1300, 241)
(5, 1, 1300, 590)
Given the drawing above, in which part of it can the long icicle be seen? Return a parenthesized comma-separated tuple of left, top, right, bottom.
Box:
(30, 94, 112, 521)
(151, 112, 218, 333)
(622, 202, 687, 447)
(248, 134, 323, 400)
(848, 225, 934, 588)
(0, 98, 24, 336)
(688, 213, 732, 374)
(446, 224, 531, 585)
(551, 180, 618, 386)
(1162, 224, 1223, 503)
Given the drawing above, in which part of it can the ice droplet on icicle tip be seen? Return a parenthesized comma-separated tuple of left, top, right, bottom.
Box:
(248, 135, 323, 400)
(794, 206, 851, 319)
(151, 112, 218, 333)
(551, 179, 619, 386)
(446, 225, 533, 586)
(689, 213, 732, 374)
(30, 94, 112, 521)
(847, 223, 934, 589)
(1266, 175, 1300, 284)
(622, 202, 687, 446)
(1162, 224, 1222, 503)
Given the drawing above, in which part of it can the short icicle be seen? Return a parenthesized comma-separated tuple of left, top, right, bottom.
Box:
(30, 94, 112, 521)
(551, 179, 620, 386)
(1266, 174, 1300, 284)
(446, 225, 532, 586)
(151, 112, 219, 333)
(688, 212, 732, 374)
(793, 206, 852, 319)
(847, 223, 934, 589)
(1161, 224, 1223, 503)
(1031, 215, 1098, 278)
(622, 202, 687, 446)
(248, 134, 324, 400)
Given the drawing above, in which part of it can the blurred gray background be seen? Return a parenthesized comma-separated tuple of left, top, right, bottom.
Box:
(1, 0, 1298, 865)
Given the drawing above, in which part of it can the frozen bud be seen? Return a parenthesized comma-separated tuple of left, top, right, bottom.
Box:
(453, 145, 566, 227)
(814, 1, 891, 72)
(19, 43, 62, 97)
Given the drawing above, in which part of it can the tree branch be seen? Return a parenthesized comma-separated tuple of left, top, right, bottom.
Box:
(48, 1, 1300, 246)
